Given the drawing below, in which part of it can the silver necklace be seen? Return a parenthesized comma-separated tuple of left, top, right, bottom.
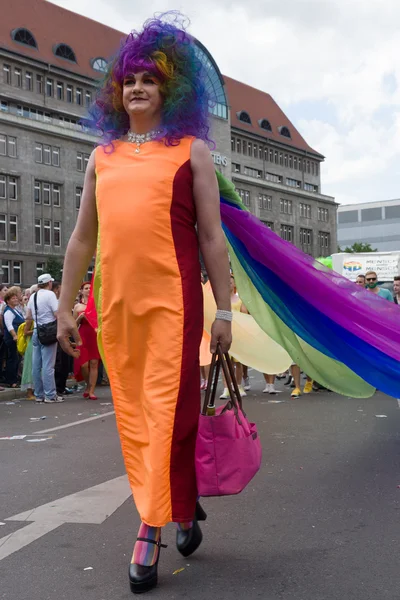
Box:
(127, 129, 162, 153)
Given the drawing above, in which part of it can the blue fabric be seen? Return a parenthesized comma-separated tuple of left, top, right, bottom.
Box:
(32, 330, 58, 400)
(224, 225, 400, 398)
(3, 306, 25, 343)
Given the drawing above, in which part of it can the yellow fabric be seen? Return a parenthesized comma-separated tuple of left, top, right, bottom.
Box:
(17, 323, 28, 355)
(202, 284, 292, 374)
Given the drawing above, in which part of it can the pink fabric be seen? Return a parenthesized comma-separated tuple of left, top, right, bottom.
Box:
(195, 404, 262, 497)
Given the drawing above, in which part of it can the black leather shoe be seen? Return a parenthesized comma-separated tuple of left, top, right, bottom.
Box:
(129, 538, 167, 594)
(195, 501, 207, 521)
(176, 519, 203, 557)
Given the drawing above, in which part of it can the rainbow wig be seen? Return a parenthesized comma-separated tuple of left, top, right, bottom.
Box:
(85, 12, 215, 148)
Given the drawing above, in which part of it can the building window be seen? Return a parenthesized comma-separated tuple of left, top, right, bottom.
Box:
(262, 221, 274, 231)
(54, 44, 77, 63)
(76, 88, 83, 105)
(36, 74, 43, 94)
(231, 138, 235, 152)
(258, 194, 272, 211)
(35, 219, 42, 244)
(13, 260, 21, 283)
(266, 172, 282, 184)
(237, 111, 252, 124)
(0, 176, 5, 199)
(243, 166, 262, 179)
(0, 214, 6, 241)
(25, 71, 32, 91)
(85, 90, 92, 106)
(279, 126, 291, 139)
(242, 140, 247, 155)
(293, 157, 297, 169)
(284, 154, 288, 167)
(43, 182, 51, 205)
(56, 82, 64, 100)
(0, 101, 8, 112)
(66, 85, 73, 103)
(36, 262, 45, 277)
(300, 228, 313, 253)
(12, 28, 37, 48)
(0, 134, 17, 157)
(9, 215, 18, 243)
(318, 207, 329, 222)
(91, 57, 108, 72)
(1, 260, 10, 284)
(3, 64, 11, 85)
(259, 119, 272, 131)
(52, 147, 60, 167)
(315, 163, 319, 176)
(236, 139, 241, 153)
(307, 161, 310, 174)
(300, 203, 312, 218)
(280, 199, 293, 215)
(279, 153, 283, 166)
(304, 182, 318, 193)
(260, 147, 264, 160)
(35, 143, 43, 163)
(318, 232, 330, 256)
(253, 144, 257, 158)
(43, 145, 51, 165)
(237, 189, 250, 207)
(76, 186, 83, 210)
(289, 156, 293, 168)
(53, 184, 61, 207)
(280, 224, 294, 242)
(46, 78, 53, 97)
(286, 177, 300, 188)
(44, 220, 51, 246)
(53, 221, 61, 247)
(8, 177, 17, 200)
(14, 68, 22, 88)
(34, 181, 41, 204)
(77, 152, 90, 171)
(232, 163, 240, 173)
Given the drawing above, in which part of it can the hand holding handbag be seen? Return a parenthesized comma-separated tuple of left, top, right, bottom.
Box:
(195, 344, 262, 497)
(33, 291, 58, 346)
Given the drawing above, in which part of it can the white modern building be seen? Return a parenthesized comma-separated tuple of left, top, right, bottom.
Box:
(337, 199, 400, 252)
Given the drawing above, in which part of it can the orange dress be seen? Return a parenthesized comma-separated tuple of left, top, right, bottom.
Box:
(93, 137, 203, 527)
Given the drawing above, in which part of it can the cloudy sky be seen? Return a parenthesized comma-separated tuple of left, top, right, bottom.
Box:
(51, 0, 400, 206)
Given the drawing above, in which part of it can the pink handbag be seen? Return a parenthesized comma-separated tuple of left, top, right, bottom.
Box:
(195, 345, 262, 496)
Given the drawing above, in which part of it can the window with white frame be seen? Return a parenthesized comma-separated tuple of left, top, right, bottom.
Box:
(258, 194, 272, 211)
(46, 78, 53, 97)
(35, 219, 41, 244)
(3, 64, 11, 85)
(25, 71, 32, 90)
(66, 85, 73, 103)
(35, 143, 43, 163)
(76, 88, 83, 105)
(85, 91, 92, 107)
(244, 166, 262, 179)
(300, 228, 312, 253)
(318, 207, 329, 222)
(36, 262, 45, 277)
(52, 147, 60, 167)
(44, 220, 51, 246)
(300, 203, 312, 218)
(9, 215, 18, 242)
(53, 221, 61, 247)
(0, 214, 6, 241)
(232, 163, 240, 173)
(76, 186, 83, 210)
(35, 143, 60, 166)
(261, 221, 274, 231)
(57, 82, 64, 100)
(13, 261, 21, 284)
(286, 177, 301, 188)
(77, 152, 90, 172)
(36, 74, 43, 94)
(34, 181, 62, 206)
(14, 68, 22, 88)
(318, 232, 330, 256)
(53, 184, 61, 207)
(0, 134, 17, 157)
(43, 182, 51, 205)
(1, 260, 10, 284)
(237, 189, 250, 207)
(280, 199, 293, 215)
(266, 172, 282, 184)
(304, 182, 318, 193)
(8, 177, 17, 200)
(280, 224, 294, 242)
(43, 145, 51, 165)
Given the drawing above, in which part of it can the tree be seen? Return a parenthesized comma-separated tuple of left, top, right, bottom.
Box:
(339, 242, 378, 253)
(46, 256, 63, 281)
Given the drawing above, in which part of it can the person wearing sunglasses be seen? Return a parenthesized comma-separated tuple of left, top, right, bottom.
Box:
(365, 271, 393, 301)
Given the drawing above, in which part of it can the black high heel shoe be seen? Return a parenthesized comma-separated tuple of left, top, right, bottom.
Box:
(129, 537, 167, 594)
(176, 501, 206, 557)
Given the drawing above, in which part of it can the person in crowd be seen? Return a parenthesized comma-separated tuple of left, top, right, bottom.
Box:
(20, 285, 36, 400)
(0, 284, 8, 382)
(220, 274, 246, 398)
(290, 364, 313, 398)
(25, 274, 63, 403)
(57, 14, 231, 594)
(263, 373, 281, 394)
(73, 281, 101, 400)
(365, 271, 393, 301)
(53, 281, 74, 396)
(3, 288, 25, 387)
(356, 274, 366, 287)
(393, 276, 400, 304)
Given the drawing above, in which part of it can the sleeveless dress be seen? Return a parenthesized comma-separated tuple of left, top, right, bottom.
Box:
(93, 137, 203, 527)
(73, 308, 101, 381)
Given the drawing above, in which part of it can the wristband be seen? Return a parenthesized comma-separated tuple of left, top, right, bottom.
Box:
(215, 309, 233, 322)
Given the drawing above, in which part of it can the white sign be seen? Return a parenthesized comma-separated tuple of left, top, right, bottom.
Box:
(211, 153, 228, 167)
(331, 252, 400, 282)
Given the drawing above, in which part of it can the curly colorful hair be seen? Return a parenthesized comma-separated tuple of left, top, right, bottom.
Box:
(85, 12, 215, 149)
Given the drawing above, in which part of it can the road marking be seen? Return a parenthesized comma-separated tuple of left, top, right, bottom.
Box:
(35, 411, 115, 434)
(0, 475, 131, 561)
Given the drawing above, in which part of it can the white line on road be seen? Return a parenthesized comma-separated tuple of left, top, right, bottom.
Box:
(35, 411, 115, 434)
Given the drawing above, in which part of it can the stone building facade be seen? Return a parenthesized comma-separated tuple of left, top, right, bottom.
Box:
(0, 0, 336, 286)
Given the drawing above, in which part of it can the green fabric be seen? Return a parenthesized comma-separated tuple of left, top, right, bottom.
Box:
(228, 243, 375, 398)
(21, 337, 33, 391)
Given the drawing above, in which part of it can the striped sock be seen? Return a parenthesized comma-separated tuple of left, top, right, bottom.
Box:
(177, 521, 193, 531)
(132, 523, 161, 567)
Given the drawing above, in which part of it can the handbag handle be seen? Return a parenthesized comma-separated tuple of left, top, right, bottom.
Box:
(201, 344, 244, 421)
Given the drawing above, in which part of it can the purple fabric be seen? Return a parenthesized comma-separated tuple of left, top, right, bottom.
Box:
(221, 203, 400, 362)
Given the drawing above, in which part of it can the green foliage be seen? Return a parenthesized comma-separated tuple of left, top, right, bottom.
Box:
(46, 256, 63, 281)
(339, 242, 378, 253)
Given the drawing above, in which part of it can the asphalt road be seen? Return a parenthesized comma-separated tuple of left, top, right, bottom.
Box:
(0, 373, 399, 600)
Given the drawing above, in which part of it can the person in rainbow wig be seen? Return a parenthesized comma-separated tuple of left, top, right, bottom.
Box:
(57, 12, 232, 594)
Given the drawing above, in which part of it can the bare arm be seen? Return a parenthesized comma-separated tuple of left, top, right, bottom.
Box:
(191, 139, 232, 352)
(57, 150, 98, 354)
(25, 308, 33, 336)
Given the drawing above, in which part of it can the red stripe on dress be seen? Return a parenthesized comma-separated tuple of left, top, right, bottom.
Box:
(170, 158, 203, 522)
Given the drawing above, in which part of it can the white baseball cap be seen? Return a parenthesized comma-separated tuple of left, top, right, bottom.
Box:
(37, 273, 55, 284)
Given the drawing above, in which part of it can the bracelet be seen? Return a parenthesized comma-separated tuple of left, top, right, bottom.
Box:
(215, 309, 233, 322)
